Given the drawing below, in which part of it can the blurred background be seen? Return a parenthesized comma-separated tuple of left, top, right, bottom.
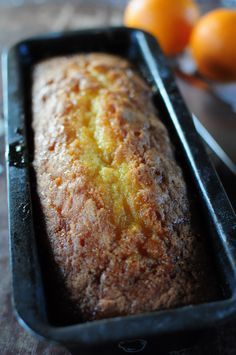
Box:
(0, 0, 235, 354)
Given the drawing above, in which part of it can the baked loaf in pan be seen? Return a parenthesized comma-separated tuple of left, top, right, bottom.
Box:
(33, 53, 213, 321)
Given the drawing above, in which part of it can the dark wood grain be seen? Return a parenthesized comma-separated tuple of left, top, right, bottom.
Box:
(0, 1, 235, 354)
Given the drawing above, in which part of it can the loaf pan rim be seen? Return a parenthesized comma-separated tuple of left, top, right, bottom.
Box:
(14, 297, 236, 346)
(4, 26, 236, 347)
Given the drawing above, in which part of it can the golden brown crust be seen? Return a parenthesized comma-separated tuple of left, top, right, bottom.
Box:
(33, 53, 213, 320)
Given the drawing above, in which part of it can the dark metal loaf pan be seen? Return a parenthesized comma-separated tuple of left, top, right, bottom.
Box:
(3, 27, 236, 354)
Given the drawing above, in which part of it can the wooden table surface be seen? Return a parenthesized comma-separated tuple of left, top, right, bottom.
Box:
(0, 1, 235, 354)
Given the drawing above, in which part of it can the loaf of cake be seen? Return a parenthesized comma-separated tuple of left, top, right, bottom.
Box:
(33, 53, 213, 321)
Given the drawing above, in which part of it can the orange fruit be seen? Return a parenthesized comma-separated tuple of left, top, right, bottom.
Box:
(124, 0, 199, 56)
(190, 9, 236, 81)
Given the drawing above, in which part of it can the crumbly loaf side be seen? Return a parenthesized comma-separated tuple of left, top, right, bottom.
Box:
(33, 53, 213, 320)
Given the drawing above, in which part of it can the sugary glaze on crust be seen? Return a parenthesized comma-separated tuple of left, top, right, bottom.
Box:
(33, 53, 213, 320)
